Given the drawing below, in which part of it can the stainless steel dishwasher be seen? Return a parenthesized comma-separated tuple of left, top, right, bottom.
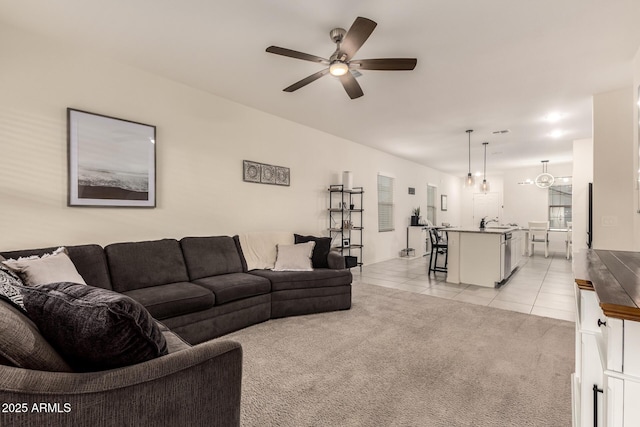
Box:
(501, 232, 513, 281)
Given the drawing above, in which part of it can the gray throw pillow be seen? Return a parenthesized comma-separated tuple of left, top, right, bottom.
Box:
(0, 262, 26, 311)
(0, 299, 72, 372)
(20, 282, 168, 372)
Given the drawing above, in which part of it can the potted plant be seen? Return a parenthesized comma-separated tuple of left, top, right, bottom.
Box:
(411, 207, 421, 226)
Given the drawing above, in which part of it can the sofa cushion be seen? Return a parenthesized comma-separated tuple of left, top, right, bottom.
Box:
(294, 234, 332, 269)
(123, 282, 215, 320)
(1, 244, 111, 289)
(156, 321, 191, 353)
(250, 268, 352, 292)
(180, 236, 244, 279)
(2, 247, 87, 286)
(105, 239, 189, 292)
(20, 282, 168, 372)
(0, 299, 72, 372)
(273, 242, 315, 272)
(193, 273, 271, 305)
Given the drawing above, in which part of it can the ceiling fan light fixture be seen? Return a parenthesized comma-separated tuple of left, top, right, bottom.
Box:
(329, 61, 349, 76)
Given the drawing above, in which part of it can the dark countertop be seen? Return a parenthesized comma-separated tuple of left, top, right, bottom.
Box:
(574, 249, 640, 321)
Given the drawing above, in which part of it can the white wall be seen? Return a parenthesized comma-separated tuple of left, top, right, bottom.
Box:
(633, 45, 640, 250)
(459, 174, 505, 228)
(592, 87, 635, 251)
(0, 23, 460, 263)
(572, 138, 594, 252)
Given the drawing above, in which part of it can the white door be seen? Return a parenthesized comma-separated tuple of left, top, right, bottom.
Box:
(472, 192, 502, 225)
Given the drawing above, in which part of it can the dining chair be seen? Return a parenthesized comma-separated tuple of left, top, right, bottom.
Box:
(528, 221, 550, 258)
(565, 221, 573, 260)
(428, 228, 448, 275)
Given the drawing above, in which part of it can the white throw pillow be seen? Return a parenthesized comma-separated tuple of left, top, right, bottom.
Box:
(238, 232, 295, 270)
(273, 242, 316, 272)
(2, 247, 87, 286)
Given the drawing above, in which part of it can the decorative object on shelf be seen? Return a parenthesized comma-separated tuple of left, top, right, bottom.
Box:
(463, 129, 475, 188)
(67, 109, 156, 207)
(480, 142, 490, 193)
(349, 203, 355, 210)
(411, 207, 420, 226)
(344, 256, 358, 268)
(534, 160, 555, 188)
(243, 160, 290, 186)
(342, 220, 353, 230)
(342, 171, 353, 190)
(342, 238, 350, 248)
(441, 195, 447, 211)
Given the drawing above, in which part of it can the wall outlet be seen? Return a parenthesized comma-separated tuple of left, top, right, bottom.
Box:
(601, 215, 618, 227)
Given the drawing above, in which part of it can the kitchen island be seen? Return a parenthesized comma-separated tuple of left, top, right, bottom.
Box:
(445, 227, 522, 287)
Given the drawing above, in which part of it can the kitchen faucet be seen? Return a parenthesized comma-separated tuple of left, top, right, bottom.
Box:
(479, 217, 499, 229)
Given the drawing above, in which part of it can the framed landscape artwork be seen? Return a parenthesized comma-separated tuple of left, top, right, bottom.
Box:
(67, 109, 156, 207)
(441, 194, 448, 211)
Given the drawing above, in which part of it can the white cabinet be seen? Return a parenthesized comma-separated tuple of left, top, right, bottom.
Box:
(573, 283, 640, 426)
(446, 228, 520, 287)
(407, 226, 428, 256)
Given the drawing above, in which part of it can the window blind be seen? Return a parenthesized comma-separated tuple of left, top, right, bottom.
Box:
(378, 174, 394, 232)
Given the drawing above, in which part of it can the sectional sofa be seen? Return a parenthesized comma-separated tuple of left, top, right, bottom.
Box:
(0, 234, 353, 426)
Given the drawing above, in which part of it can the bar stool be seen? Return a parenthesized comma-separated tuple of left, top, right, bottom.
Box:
(428, 228, 448, 275)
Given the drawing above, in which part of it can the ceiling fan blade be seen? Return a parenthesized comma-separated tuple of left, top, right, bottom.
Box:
(266, 46, 330, 65)
(351, 58, 417, 71)
(283, 68, 330, 92)
(340, 17, 377, 61)
(339, 72, 364, 99)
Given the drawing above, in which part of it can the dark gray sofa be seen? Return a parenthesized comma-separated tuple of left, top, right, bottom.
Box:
(0, 298, 243, 426)
(0, 234, 352, 426)
(1, 235, 352, 344)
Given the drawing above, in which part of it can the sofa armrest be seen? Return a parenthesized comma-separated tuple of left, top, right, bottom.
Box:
(327, 251, 346, 269)
(0, 339, 242, 427)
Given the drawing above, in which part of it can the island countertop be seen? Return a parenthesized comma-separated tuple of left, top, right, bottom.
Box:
(444, 227, 519, 234)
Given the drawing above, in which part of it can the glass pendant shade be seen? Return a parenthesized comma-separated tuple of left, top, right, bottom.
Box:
(465, 173, 475, 187)
(480, 179, 490, 193)
(463, 130, 475, 187)
(480, 141, 490, 193)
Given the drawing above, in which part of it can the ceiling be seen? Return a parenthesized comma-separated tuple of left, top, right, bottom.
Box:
(2, 0, 640, 176)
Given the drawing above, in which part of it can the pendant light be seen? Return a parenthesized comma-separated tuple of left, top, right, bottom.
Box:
(464, 129, 475, 187)
(535, 160, 555, 188)
(480, 142, 490, 193)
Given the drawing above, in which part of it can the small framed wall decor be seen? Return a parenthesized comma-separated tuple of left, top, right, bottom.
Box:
(243, 160, 290, 186)
(67, 109, 156, 207)
(342, 238, 350, 248)
(441, 194, 448, 211)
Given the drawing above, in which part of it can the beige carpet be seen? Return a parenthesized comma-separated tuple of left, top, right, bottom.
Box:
(225, 283, 574, 427)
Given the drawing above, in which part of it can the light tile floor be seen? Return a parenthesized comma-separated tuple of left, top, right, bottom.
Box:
(353, 250, 575, 322)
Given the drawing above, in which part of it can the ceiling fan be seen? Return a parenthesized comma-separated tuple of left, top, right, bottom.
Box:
(266, 16, 417, 99)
